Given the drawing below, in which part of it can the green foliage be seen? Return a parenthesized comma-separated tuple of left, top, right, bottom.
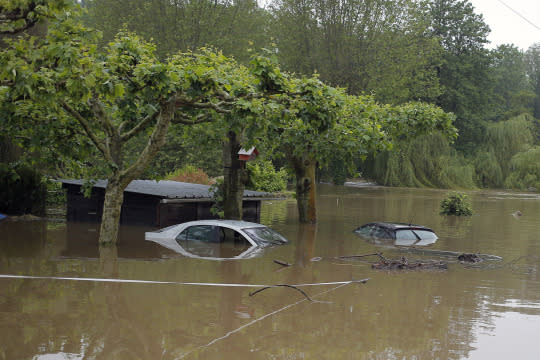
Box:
(440, 192, 473, 216)
(45, 179, 66, 207)
(0, 0, 71, 35)
(504, 147, 540, 191)
(489, 45, 536, 120)
(270, 0, 442, 102)
(320, 154, 349, 185)
(209, 178, 224, 218)
(83, 0, 270, 63)
(165, 165, 214, 185)
(429, 0, 492, 153)
(0, 163, 46, 215)
(473, 151, 503, 188)
(485, 114, 534, 177)
(246, 160, 288, 193)
(363, 132, 475, 189)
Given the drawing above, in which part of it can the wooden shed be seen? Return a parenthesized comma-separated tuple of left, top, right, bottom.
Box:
(61, 180, 273, 227)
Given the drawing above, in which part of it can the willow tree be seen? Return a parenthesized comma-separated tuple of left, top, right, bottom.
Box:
(1, 9, 266, 245)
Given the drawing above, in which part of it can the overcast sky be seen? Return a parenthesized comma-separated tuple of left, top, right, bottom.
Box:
(469, 0, 540, 50)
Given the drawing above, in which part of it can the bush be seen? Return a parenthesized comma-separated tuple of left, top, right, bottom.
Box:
(209, 178, 224, 218)
(0, 163, 47, 216)
(246, 160, 288, 193)
(440, 192, 473, 216)
(166, 165, 215, 185)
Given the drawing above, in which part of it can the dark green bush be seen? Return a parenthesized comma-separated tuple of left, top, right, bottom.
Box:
(440, 192, 473, 216)
(0, 163, 47, 216)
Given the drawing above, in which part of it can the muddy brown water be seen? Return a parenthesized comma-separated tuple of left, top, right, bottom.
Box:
(1, 184, 540, 359)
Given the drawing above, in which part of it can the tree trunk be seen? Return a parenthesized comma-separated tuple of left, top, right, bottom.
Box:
(292, 155, 317, 224)
(222, 131, 247, 220)
(97, 101, 174, 245)
(99, 174, 128, 246)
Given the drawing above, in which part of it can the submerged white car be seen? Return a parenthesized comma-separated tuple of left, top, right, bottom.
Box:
(145, 220, 288, 260)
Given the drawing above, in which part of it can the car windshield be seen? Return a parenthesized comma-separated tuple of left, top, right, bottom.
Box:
(243, 227, 288, 245)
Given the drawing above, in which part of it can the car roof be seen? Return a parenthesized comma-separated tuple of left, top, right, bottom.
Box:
(363, 222, 434, 231)
(176, 219, 267, 230)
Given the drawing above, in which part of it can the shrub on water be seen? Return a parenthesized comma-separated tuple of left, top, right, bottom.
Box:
(440, 192, 473, 216)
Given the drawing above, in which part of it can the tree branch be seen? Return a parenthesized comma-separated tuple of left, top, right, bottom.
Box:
(88, 97, 117, 139)
(60, 100, 112, 162)
(171, 112, 214, 125)
(120, 109, 160, 143)
(119, 98, 174, 184)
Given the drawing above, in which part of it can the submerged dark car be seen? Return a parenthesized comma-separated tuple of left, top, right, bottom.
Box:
(353, 222, 438, 246)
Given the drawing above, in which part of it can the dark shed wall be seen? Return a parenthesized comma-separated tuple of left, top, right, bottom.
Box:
(63, 183, 263, 227)
(121, 192, 162, 226)
(65, 184, 104, 223)
(64, 183, 161, 226)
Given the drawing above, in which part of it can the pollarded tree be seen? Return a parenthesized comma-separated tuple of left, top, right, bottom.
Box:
(0, 8, 265, 245)
(0, 0, 69, 35)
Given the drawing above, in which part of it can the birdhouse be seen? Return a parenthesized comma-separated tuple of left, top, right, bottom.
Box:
(238, 147, 259, 162)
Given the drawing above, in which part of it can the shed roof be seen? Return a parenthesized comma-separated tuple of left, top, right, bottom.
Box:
(61, 179, 273, 200)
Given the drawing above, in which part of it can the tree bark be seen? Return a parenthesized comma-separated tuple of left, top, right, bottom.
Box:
(222, 131, 247, 220)
(97, 101, 174, 245)
(292, 155, 317, 224)
(99, 174, 128, 246)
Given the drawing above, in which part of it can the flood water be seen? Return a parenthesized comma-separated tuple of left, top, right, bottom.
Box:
(1, 184, 540, 359)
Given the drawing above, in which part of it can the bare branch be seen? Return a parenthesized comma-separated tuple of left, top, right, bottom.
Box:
(120, 110, 160, 143)
(191, 101, 233, 113)
(60, 100, 112, 162)
(171, 112, 214, 125)
(119, 98, 174, 182)
(88, 97, 117, 139)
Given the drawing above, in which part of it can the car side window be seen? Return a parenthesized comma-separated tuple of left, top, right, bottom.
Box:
(219, 227, 250, 248)
(176, 225, 219, 242)
(355, 225, 374, 236)
(373, 226, 390, 238)
(395, 229, 418, 241)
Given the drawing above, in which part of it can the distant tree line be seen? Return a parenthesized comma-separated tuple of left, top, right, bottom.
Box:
(80, 0, 540, 191)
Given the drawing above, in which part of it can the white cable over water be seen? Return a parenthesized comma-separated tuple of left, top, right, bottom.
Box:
(0, 274, 369, 288)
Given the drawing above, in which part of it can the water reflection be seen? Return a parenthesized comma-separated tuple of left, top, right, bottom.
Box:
(1, 185, 540, 359)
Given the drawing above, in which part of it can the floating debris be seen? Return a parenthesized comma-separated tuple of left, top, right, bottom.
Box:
(372, 254, 448, 271)
(273, 259, 292, 267)
(458, 253, 483, 263)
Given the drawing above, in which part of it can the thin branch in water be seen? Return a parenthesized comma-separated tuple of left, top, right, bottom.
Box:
(336, 252, 382, 260)
(273, 259, 292, 267)
(249, 284, 314, 302)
